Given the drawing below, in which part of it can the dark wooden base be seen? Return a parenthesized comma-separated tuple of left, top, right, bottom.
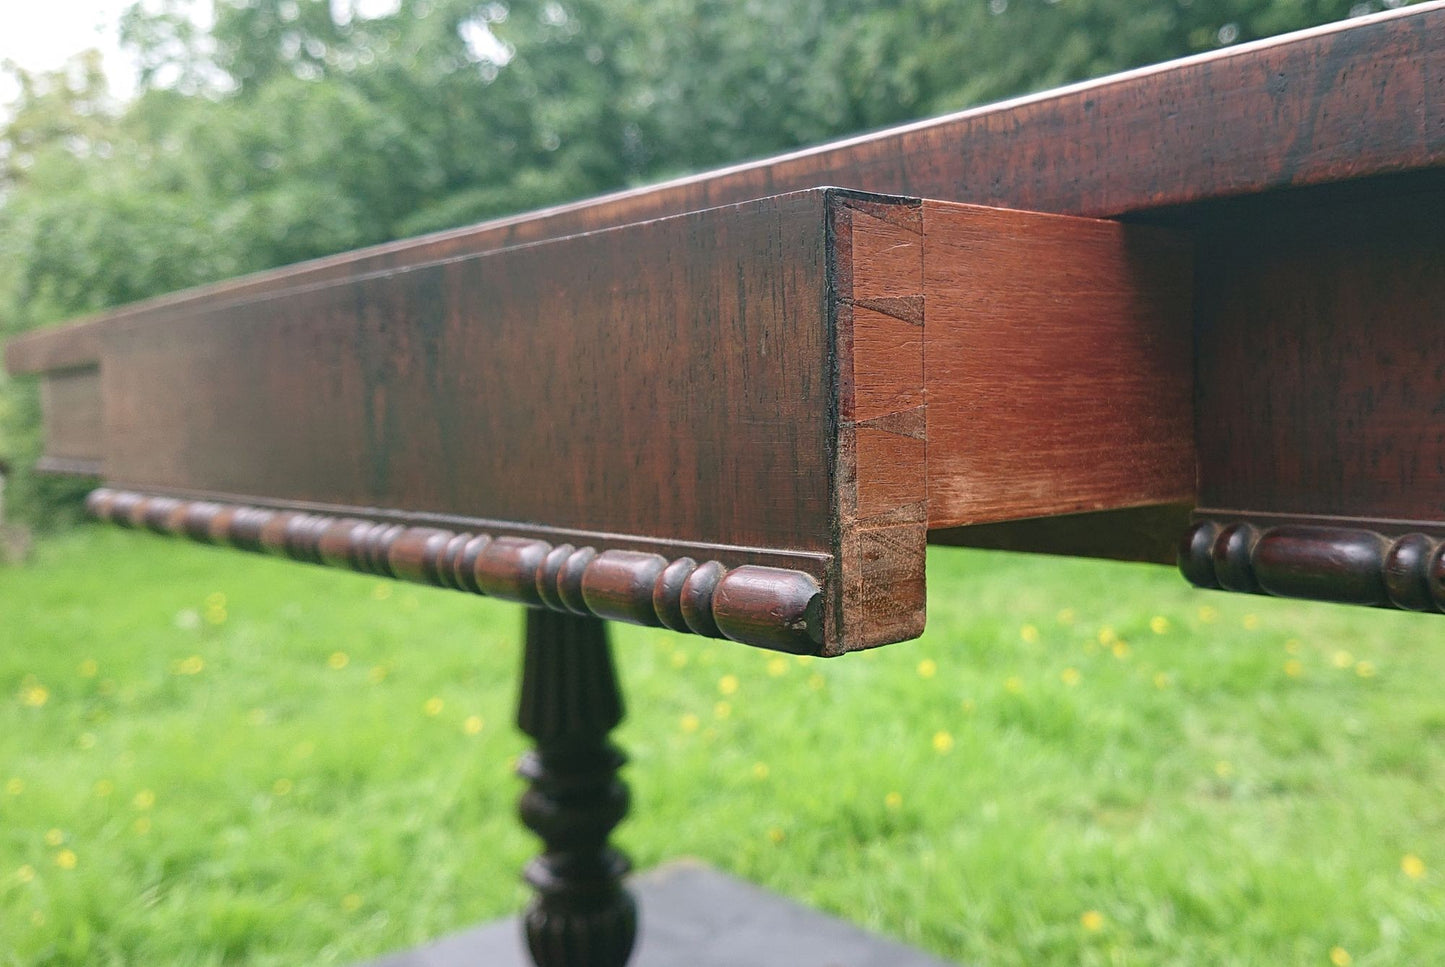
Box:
(357, 860, 958, 967)
(516, 609, 637, 967)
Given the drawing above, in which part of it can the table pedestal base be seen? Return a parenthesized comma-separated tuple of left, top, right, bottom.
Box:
(515, 609, 637, 967)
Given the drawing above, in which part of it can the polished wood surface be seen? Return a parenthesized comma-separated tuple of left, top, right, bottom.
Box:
(7, 7, 1445, 630)
(5, 2, 1440, 375)
(922, 201, 1193, 526)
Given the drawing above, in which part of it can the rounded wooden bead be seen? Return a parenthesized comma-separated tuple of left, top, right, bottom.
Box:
(110, 491, 144, 528)
(1383, 533, 1436, 611)
(316, 518, 367, 570)
(535, 544, 575, 611)
(84, 488, 116, 521)
(179, 501, 222, 543)
(1211, 522, 1260, 593)
(679, 560, 727, 639)
(652, 557, 697, 633)
(582, 551, 669, 626)
(387, 527, 453, 585)
(557, 547, 597, 615)
(1429, 542, 1445, 614)
(452, 535, 492, 594)
(433, 532, 474, 590)
(711, 566, 823, 653)
(474, 537, 552, 605)
(1177, 520, 1221, 589)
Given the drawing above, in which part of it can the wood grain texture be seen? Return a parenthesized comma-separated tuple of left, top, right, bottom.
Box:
(829, 194, 928, 646)
(87, 488, 826, 652)
(63, 188, 959, 652)
(921, 201, 1195, 526)
(1193, 176, 1445, 525)
(8, 3, 1440, 376)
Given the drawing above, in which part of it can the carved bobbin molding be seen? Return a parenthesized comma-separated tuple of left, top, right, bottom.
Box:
(86, 488, 825, 652)
(1180, 518, 1445, 613)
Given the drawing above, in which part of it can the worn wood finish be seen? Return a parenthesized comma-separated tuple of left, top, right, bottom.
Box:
(922, 202, 1194, 526)
(86, 488, 825, 653)
(6, 3, 1440, 376)
(515, 610, 636, 967)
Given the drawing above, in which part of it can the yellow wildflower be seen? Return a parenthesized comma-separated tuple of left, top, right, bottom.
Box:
(327, 651, 349, 670)
(1098, 626, 1117, 645)
(1402, 854, 1426, 880)
(21, 684, 49, 708)
(54, 849, 77, 870)
(342, 893, 363, 912)
(1080, 910, 1104, 932)
(1020, 624, 1040, 644)
(932, 730, 954, 754)
(884, 791, 903, 810)
(174, 655, 205, 675)
(916, 658, 937, 679)
(133, 817, 151, 834)
(679, 713, 700, 734)
(44, 829, 63, 847)
(78, 659, 98, 677)
(16, 864, 35, 884)
(1153, 672, 1171, 689)
(1060, 667, 1081, 687)
(1355, 661, 1376, 678)
(1004, 676, 1023, 694)
(1149, 616, 1170, 635)
(423, 697, 444, 716)
(1197, 605, 1218, 623)
(751, 762, 770, 780)
(1242, 613, 1260, 630)
(718, 674, 739, 696)
(5, 778, 23, 796)
(368, 665, 389, 684)
(1214, 761, 1234, 778)
(808, 673, 825, 691)
(273, 778, 293, 796)
(670, 650, 688, 669)
(766, 657, 788, 677)
(94, 780, 114, 798)
(463, 715, 484, 735)
(1112, 641, 1131, 659)
(1332, 650, 1354, 669)
(1284, 659, 1304, 678)
(767, 827, 785, 844)
(714, 701, 732, 720)
(1056, 608, 1076, 625)
(133, 789, 155, 810)
(1330, 947, 1352, 967)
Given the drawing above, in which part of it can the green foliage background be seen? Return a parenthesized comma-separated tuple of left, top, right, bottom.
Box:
(0, 0, 1422, 524)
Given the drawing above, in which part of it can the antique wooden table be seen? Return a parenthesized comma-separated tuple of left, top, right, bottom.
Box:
(7, 6, 1444, 965)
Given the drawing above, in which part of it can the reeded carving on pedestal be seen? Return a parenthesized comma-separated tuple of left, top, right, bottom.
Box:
(515, 608, 637, 967)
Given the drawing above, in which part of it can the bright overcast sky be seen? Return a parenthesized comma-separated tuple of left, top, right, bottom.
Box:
(0, 0, 413, 111)
(0, 1, 143, 105)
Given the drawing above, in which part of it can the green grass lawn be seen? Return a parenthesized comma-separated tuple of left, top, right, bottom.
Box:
(2, 526, 1443, 966)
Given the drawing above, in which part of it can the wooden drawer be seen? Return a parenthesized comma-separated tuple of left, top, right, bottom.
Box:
(7, 188, 1192, 652)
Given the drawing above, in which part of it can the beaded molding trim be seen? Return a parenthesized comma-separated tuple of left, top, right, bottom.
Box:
(88, 489, 825, 653)
(1180, 519, 1445, 613)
